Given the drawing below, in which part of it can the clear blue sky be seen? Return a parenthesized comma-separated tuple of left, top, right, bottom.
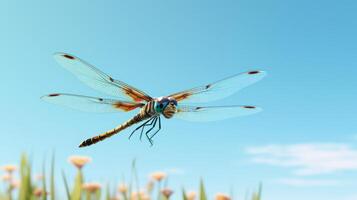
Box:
(1, 0, 357, 200)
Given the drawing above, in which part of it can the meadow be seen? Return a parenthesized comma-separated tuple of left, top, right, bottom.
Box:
(0, 154, 262, 200)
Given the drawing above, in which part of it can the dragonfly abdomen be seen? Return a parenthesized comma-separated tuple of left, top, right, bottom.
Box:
(78, 101, 156, 147)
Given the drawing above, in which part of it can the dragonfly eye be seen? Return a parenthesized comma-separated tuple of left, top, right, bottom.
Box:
(159, 103, 164, 109)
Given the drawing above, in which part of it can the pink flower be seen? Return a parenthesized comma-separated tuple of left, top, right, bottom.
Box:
(118, 183, 128, 193)
(33, 188, 48, 197)
(2, 165, 17, 174)
(186, 191, 197, 200)
(161, 188, 174, 199)
(82, 182, 102, 193)
(215, 193, 231, 200)
(150, 172, 166, 182)
(68, 155, 91, 169)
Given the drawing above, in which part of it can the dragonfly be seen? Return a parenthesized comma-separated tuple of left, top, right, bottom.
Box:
(42, 53, 266, 147)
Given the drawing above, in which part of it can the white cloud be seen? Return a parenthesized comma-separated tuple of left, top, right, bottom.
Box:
(276, 178, 340, 187)
(246, 143, 357, 175)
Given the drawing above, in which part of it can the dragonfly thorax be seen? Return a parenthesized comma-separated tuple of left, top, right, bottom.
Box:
(154, 97, 178, 119)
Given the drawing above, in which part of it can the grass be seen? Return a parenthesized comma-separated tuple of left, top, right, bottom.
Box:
(0, 153, 262, 200)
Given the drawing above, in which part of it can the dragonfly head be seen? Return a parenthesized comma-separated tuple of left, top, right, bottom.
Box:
(155, 97, 178, 119)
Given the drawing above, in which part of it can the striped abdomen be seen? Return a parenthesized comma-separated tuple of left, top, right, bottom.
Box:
(79, 101, 157, 147)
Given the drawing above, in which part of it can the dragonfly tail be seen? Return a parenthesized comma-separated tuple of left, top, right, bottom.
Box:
(78, 113, 146, 148)
(78, 127, 122, 147)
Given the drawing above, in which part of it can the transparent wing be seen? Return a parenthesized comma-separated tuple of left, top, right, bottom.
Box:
(54, 53, 153, 102)
(175, 105, 262, 122)
(41, 93, 144, 113)
(169, 70, 266, 103)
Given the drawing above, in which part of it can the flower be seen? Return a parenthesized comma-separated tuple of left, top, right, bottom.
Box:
(131, 191, 150, 200)
(186, 191, 197, 200)
(2, 174, 12, 182)
(215, 193, 231, 200)
(2, 165, 17, 174)
(82, 182, 102, 193)
(10, 180, 20, 189)
(161, 188, 174, 199)
(33, 188, 48, 197)
(150, 171, 166, 182)
(68, 156, 91, 169)
(118, 183, 128, 193)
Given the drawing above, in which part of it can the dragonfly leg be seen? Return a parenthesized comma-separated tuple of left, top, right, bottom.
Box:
(140, 117, 157, 141)
(144, 117, 158, 145)
(129, 117, 155, 140)
(149, 117, 161, 142)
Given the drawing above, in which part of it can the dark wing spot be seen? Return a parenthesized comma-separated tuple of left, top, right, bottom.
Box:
(205, 84, 211, 89)
(109, 77, 114, 82)
(63, 54, 75, 60)
(248, 71, 260, 75)
(243, 106, 256, 109)
(48, 93, 60, 97)
(195, 107, 203, 110)
(98, 98, 103, 101)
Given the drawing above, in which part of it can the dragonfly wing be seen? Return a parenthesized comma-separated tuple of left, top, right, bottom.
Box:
(53, 53, 153, 102)
(168, 70, 266, 103)
(175, 105, 262, 122)
(41, 93, 145, 113)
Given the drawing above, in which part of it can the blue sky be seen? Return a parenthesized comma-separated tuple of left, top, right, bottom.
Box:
(1, 0, 357, 199)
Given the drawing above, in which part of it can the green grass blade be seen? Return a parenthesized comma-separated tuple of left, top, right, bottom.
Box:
(19, 153, 34, 200)
(132, 159, 140, 196)
(129, 159, 136, 200)
(71, 170, 83, 200)
(50, 153, 55, 200)
(251, 183, 262, 200)
(19, 154, 27, 200)
(106, 183, 110, 200)
(42, 158, 47, 200)
(95, 189, 101, 200)
(182, 188, 188, 200)
(257, 183, 262, 200)
(61, 171, 71, 200)
(85, 191, 90, 200)
(199, 179, 207, 200)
